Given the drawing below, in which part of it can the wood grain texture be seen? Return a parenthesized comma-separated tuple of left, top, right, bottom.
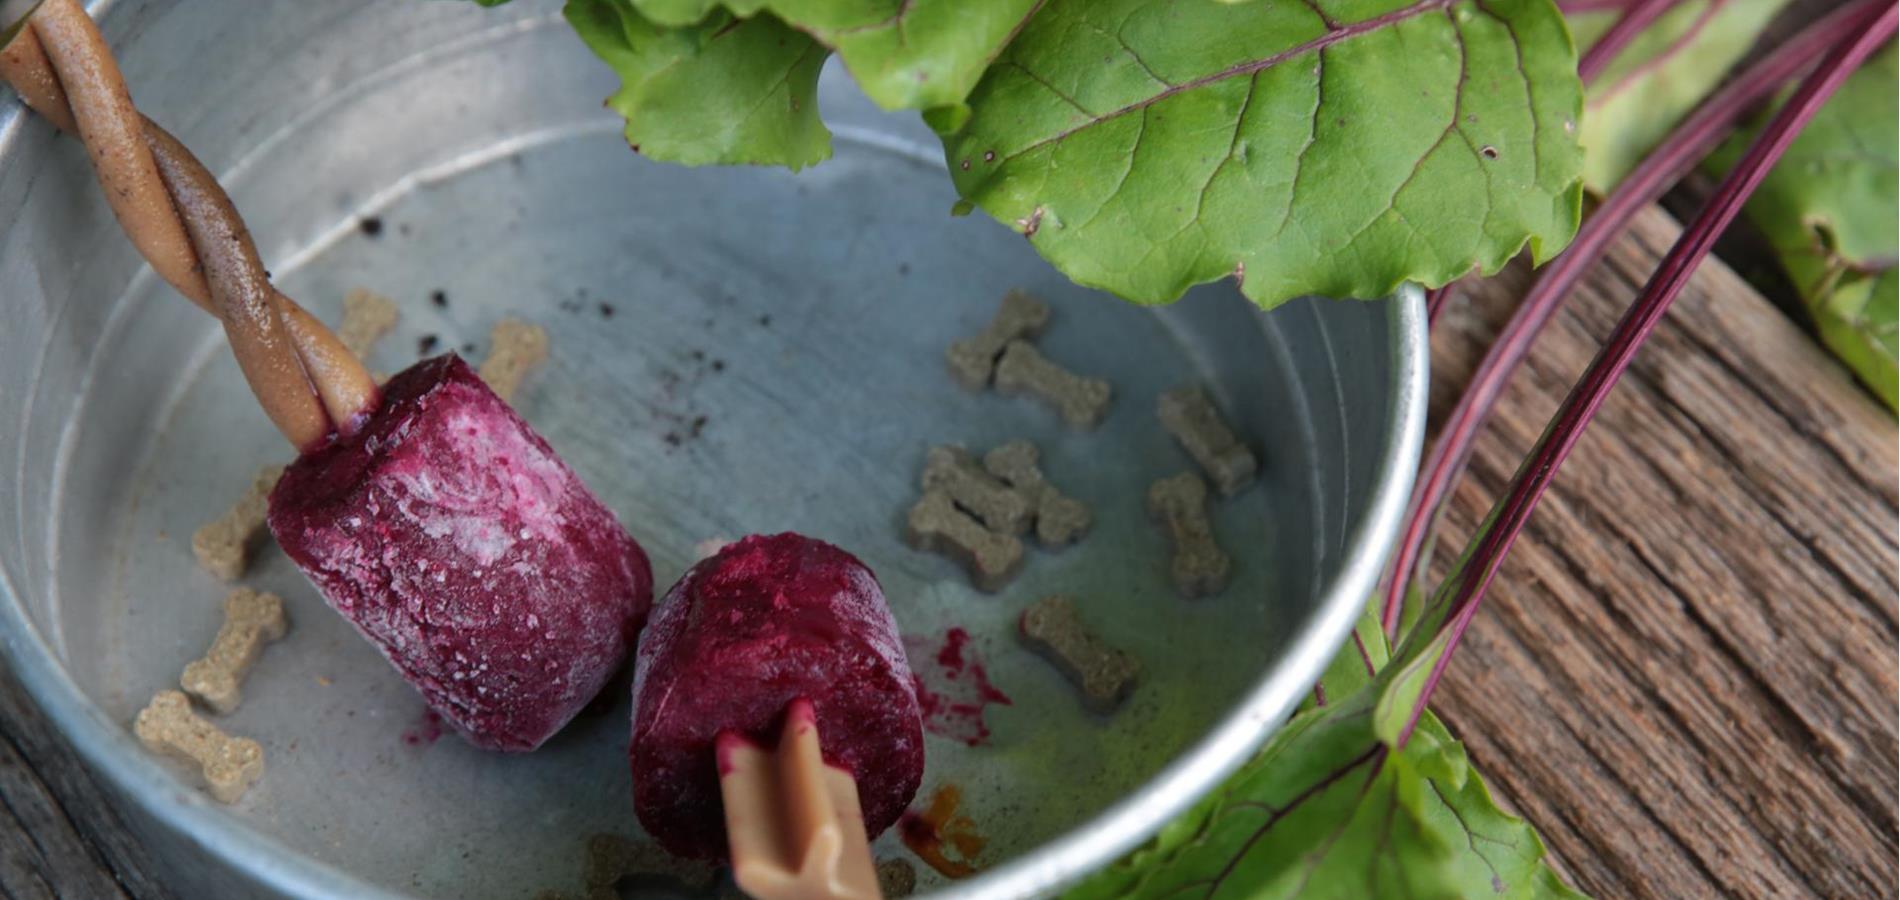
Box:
(0, 203, 1894, 899)
(1428, 203, 1899, 899)
(0, 669, 175, 900)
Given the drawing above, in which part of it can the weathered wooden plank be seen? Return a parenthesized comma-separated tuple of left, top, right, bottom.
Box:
(0, 668, 174, 900)
(1429, 203, 1899, 899)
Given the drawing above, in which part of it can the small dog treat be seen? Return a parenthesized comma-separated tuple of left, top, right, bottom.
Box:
(1158, 386, 1257, 496)
(338, 287, 400, 359)
(906, 490, 1025, 592)
(478, 318, 549, 403)
(191, 464, 285, 581)
(983, 440, 1091, 548)
(583, 833, 719, 894)
(133, 690, 264, 803)
(994, 341, 1112, 430)
(1147, 472, 1232, 598)
(877, 858, 918, 898)
(1020, 595, 1141, 713)
(180, 588, 289, 715)
(922, 446, 1032, 535)
(946, 290, 1051, 389)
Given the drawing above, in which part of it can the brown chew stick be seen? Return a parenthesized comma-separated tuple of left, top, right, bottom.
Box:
(192, 464, 285, 581)
(582, 833, 720, 896)
(1147, 472, 1231, 598)
(922, 446, 1031, 535)
(1019, 595, 1140, 713)
(946, 290, 1050, 390)
(993, 341, 1112, 430)
(479, 318, 549, 404)
(720, 699, 880, 900)
(1157, 386, 1257, 497)
(905, 490, 1024, 592)
(337, 288, 399, 360)
(0, 3, 376, 447)
(983, 440, 1091, 548)
(180, 588, 288, 715)
(133, 690, 263, 803)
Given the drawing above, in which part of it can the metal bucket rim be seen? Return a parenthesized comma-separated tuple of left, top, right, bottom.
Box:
(0, 4, 1432, 890)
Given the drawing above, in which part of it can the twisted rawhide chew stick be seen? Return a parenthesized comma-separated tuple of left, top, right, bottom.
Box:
(0, 0, 375, 449)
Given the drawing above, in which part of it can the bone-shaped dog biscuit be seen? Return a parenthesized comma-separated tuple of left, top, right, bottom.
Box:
(338, 287, 399, 360)
(906, 490, 1024, 592)
(1158, 386, 1257, 496)
(180, 588, 288, 714)
(134, 690, 264, 803)
(1020, 595, 1141, 713)
(946, 290, 1051, 389)
(994, 341, 1112, 430)
(1147, 472, 1231, 598)
(983, 439, 1091, 548)
(191, 464, 285, 581)
(479, 318, 549, 403)
(922, 446, 1031, 535)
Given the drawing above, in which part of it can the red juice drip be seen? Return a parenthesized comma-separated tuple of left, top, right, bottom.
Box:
(401, 710, 443, 747)
(904, 628, 1011, 747)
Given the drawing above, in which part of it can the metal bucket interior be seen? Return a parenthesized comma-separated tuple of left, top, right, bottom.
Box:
(0, 1, 1428, 897)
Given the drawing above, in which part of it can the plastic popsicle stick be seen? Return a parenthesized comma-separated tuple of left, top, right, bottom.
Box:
(718, 699, 881, 900)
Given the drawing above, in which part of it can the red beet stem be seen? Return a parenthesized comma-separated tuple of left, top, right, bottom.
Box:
(1424, 285, 1453, 329)
(1576, 0, 1688, 84)
(1377, 0, 1880, 635)
(1396, 4, 1898, 745)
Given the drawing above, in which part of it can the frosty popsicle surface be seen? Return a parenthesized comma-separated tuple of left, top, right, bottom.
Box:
(269, 353, 653, 751)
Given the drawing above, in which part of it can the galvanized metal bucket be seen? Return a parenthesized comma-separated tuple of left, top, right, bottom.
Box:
(0, 1, 1428, 896)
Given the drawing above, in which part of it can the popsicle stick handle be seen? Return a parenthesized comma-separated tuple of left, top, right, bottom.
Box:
(719, 699, 881, 900)
(0, 0, 377, 451)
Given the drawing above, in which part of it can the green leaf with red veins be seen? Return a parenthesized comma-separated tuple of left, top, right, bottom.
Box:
(624, 0, 1045, 113)
(1707, 43, 1897, 410)
(1065, 687, 1582, 899)
(1570, 0, 1791, 192)
(564, 0, 832, 170)
(1073, 576, 1579, 899)
(942, 0, 1585, 308)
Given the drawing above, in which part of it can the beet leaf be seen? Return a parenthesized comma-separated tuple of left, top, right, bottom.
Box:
(1067, 601, 1579, 900)
(564, 0, 832, 169)
(1570, 0, 1791, 190)
(1705, 41, 1898, 409)
(617, 0, 1044, 114)
(944, 0, 1585, 308)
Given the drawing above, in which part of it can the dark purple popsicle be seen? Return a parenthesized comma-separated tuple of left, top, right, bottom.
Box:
(269, 354, 652, 752)
(630, 533, 924, 860)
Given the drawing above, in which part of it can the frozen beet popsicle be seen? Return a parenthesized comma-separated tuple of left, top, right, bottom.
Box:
(3, 1, 648, 755)
(630, 533, 924, 860)
(270, 354, 653, 752)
